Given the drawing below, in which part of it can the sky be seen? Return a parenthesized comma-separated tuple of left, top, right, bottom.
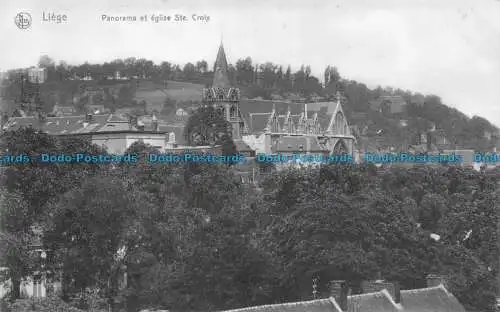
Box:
(1, 0, 499, 126)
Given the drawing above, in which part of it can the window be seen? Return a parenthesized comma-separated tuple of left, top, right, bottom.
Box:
(33, 275, 43, 298)
(230, 106, 237, 118)
(335, 112, 345, 135)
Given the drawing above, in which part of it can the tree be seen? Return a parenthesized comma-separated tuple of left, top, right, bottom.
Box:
(184, 106, 232, 146)
(38, 55, 55, 69)
(196, 60, 208, 73)
(235, 57, 254, 86)
(0, 191, 34, 300)
(183, 63, 197, 81)
(44, 175, 152, 308)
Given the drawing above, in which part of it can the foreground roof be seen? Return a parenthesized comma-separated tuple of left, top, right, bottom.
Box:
(221, 298, 342, 312)
(348, 290, 402, 312)
(400, 285, 466, 312)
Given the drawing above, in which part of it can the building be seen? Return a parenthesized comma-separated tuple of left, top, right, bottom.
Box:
(201, 42, 355, 160)
(0, 225, 62, 300)
(202, 41, 254, 157)
(216, 279, 467, 312)
(51, 105, 77, 116)
(369, 95, 407, 115)
(241, 93, 355, 158)
(2, 113, 169, 154)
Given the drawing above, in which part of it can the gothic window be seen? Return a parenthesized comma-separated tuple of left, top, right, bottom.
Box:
(272, 116, 280, 133)
(333, 140, 348, 154)
(229, 88, 239, 101)
(230, 105, 237, 118)
(215, 88, 225, 100)
(335, 112, 345, 135)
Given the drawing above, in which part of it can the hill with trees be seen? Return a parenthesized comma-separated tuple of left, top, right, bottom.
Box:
(0, 55, 498, 151)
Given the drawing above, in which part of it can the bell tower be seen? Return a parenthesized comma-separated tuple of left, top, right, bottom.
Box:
(202, 42, 244, 140)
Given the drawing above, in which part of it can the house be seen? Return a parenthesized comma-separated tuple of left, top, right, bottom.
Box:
(2, 113, 169, 154)
(0, 225, 62, 299)
(217, 276, 467, 312)
(327, 275, 468, 312)
(52, 105, 77, 116)
(369, 95, 407, 114)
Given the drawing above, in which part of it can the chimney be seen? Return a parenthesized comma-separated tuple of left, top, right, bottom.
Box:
(329, 280, 348, 311)
(129, 116, 138, 130)
(426, 132, 432, 151)
(361, 280, 401, 304)
(152, 114, 159, 132)
(426, 274, 447, 288)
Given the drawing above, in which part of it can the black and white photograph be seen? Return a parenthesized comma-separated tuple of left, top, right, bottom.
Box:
(0, 0, 499, 311)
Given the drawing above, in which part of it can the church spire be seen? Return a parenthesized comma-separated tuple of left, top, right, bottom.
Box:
(212, 41, 231, 88)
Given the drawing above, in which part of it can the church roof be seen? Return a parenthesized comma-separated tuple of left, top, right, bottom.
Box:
(213, 43, 231, 88)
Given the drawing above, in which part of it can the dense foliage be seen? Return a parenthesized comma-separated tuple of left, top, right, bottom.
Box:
(0, 129, 498, 311)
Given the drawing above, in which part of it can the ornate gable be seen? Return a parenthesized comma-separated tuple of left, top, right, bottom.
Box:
(202, 87, 240, 103)
(327, 91, 350, 136)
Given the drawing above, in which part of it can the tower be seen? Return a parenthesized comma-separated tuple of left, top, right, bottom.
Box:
(17, 67, 46, 118)
(202, 42, 244, 139)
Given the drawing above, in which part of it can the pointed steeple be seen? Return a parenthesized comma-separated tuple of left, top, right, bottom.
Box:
(213, 42, 230, 88)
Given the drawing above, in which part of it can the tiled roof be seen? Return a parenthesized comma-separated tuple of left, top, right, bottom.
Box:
(249, 113, 272, 133)
(239, 99, 304, 117)
(1, 114, 146, 135)
(400, 285, 466, 312)
(220, 298, 342, 312)
(307, 102, 337, 115)
(348, 290, 402, 312)
(234, 139, 254, 153)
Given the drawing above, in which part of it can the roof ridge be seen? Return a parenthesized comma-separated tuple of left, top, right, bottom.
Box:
(326, 296, 342, 312)
(350, 291, 385, 298)
(400, 285, 444, 294)
(380, 289, 404, 310)
(221, 298, 332, 312)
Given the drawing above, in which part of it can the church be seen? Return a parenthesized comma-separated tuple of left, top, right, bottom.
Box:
(201, 42, 356, 159)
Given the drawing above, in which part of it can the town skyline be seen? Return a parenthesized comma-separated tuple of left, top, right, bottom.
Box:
(1, 0, 499, 126)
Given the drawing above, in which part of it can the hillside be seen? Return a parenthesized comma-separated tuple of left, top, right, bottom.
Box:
(1, 59, 498, 152)
(134, 80, 204, 112)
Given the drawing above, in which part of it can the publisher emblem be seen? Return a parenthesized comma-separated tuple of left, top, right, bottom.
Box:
(15, 12, 32, 29)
